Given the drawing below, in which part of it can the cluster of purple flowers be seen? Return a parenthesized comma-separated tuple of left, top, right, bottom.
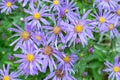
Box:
(0, 0, 81, 79)
(93, 0, 120, 39)
(0, 0, 120, 80)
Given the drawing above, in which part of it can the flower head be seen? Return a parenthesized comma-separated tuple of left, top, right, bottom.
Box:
(0, 0, 18, 14)
(14, 42, 42, 76)
(112, 5, 120, 26)
(82, 72, 88, 77)
(0, 64, 21, 80)
(44, 17, 66, 45)
(88, 47, 94, 53)
(61, 10, 94, 47)
(24, 4, 50, 28)
(44, 68, 77, 80)
(58, 53, 79, 74)
(44, 0, 63, 11)
(8, 24, 32, 51)
(106, 18, 120, 39)
(31, 31, 45, 45)
(94, 0, 117, 10)
(38, 39, 63, 72)
(8, 55, 14, 61)
(104, 56, 120, 80)
(58, 0, 79, 20)
(92, 9, 114, 32)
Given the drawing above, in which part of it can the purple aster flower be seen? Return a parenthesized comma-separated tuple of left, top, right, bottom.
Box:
(61, 10, 94, 47)
(98, 16, 120, 39)
(94, 0, 117, 10)
(24, 3, 50, 29)
(14, 42, 42, 76)
(58, 0, 79, 20)
(44, 17, 66, 45)
(109, 24, 120, 39)
(105, 19, 120, 39)
(8, 24, 32, 51)
(0, 64, 21, 80)
(31, 30, 46, 46)
(108, 20, 120, 39)
(104, 56, 120, 80)
(0, 0, 18, 15)
(92, 9, 114, 32)
(112, 5, 120, 26)
(57, 53, 79, 74)
(44, 0, 63, 11)
(44, 68, 77, 80)
(38, 40, 63, 72)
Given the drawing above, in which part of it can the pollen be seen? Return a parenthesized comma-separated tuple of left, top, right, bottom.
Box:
(26, 54, 34, 62)
(99, 17, 105, 23)
(6, 2, 12, 7)
(64, 9, 69, 13)
(74, 24, 84, 33)
(35, 35, 41, 40)
(55, 70, 64, 78)
(63, 56, 71, 63)
(108, 24, 114, 30)
(113, 66, 119, 73)
(53, 0, 59, 5)
(3, 76, 10, 80)
(33, 12, 41, 20)
(43, 46, 53, 56)
(21, 31, 30, 40)
(53, 26, 61, 35)
(116, 9, 120, 16)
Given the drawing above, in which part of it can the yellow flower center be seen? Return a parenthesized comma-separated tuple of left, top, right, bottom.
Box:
(99, 17, 105, 23)
(63, 56, 70, 63)
(117, 9, 120, 16)
(74, 24, 84, 33)
(55, 70, 64, 78)
(35, 36, 41, 40)
(3, 76, 10, 80)
(108, 24, 114, 30)
(6, 2, 12, 7)
(26, 54, 34, 62)
(113, 66, 119, 73)
(64, 9, 69, 13)
(53, 0, 59, 5)
(53, 26, 61, 35)
(43, 46, 53, 56)
(21, 31, 30, 40)
(33, 12, 41, 20)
